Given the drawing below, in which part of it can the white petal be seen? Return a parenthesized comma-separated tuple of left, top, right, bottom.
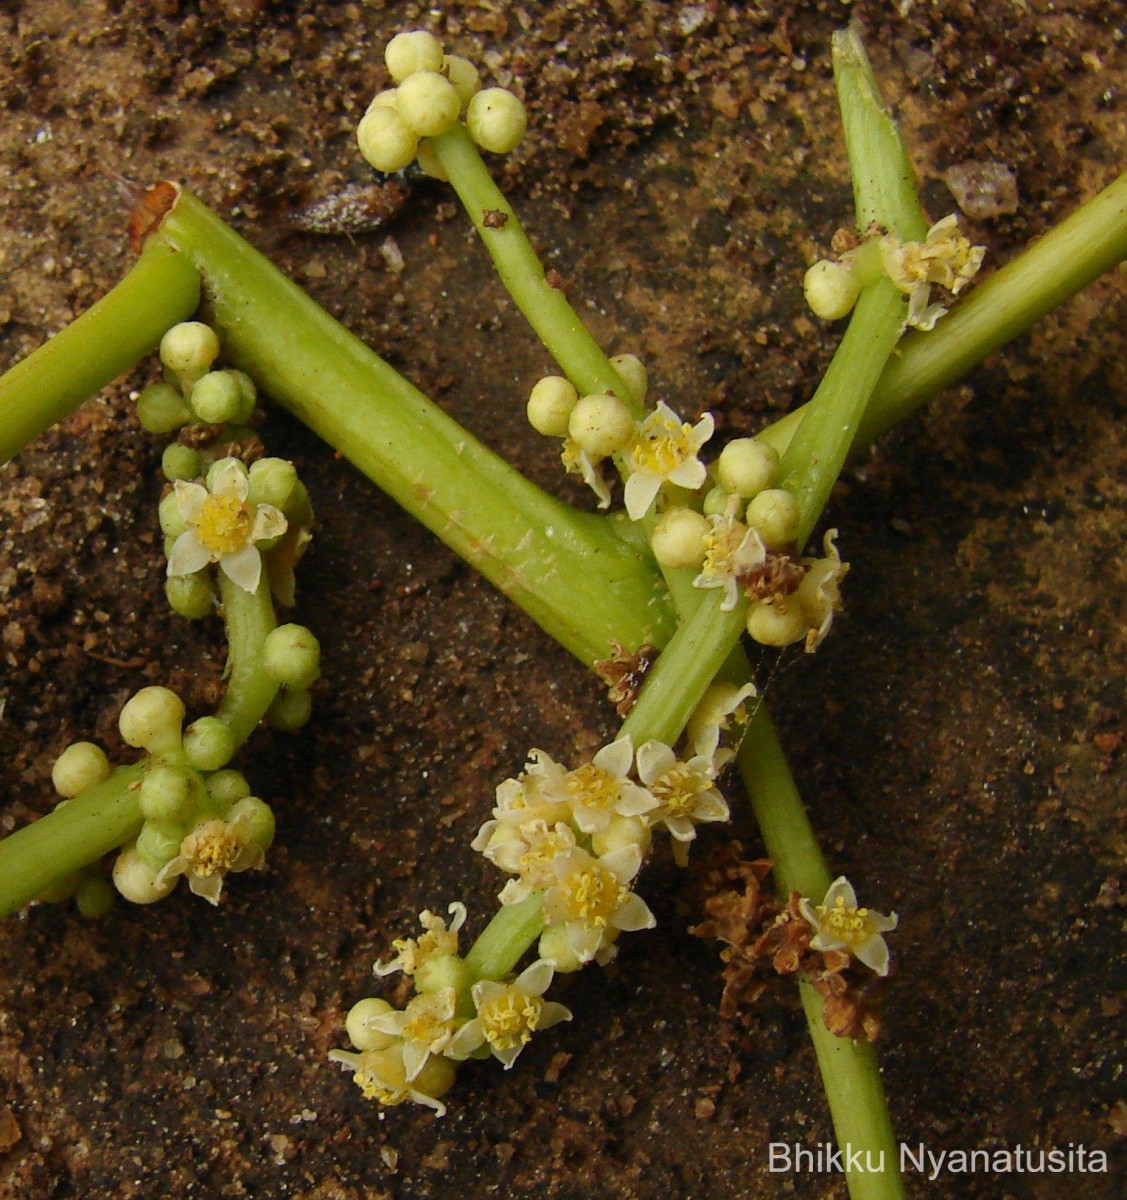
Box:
(869, 910, 898, 934)
(612, 891, 656, 932)
(664, 816, 697, 842)
(623, 470, 661, 521)
(211, 458, 249, 500)
(821, 876, 857, 909)
(636, 740, 676, 785)
(219, 543, 263, 592)
(593, 735, 634, 778)
(616, 782, 658, 817)
(856, 935, 891, 977)
(252, 503, 288, 541)
(514, 959, 554, 997)
(600, 844, 643, 885)
(538, 1001, 572, 1030)
(173, 480, 209, 522)
(566, 922, 602, 963)
(188, 871, 224, 905)
(401, 1041, 429, 1082)
(447, 1020, 485, 1060)
(668, 457, 707, 491)
(167, 530, 213, 577)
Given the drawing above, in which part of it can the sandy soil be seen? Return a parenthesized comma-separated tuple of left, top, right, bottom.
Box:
(1, 2, 1124, 1197)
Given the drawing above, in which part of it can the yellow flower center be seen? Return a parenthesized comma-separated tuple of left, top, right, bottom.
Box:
(651, 765, 702, 818)
(630, 412, 694, 475)
(816, 896, 875, 948)
(355, 1070, 407, 1106)
(401, 996, 454, 1050)
(184, 822, 244, 877)
(701, 521, 746, 579)
(559, 863, 622, 927)
(519, 830, 573, 881)
(195, 493, 254, 555)
(564, 763, 621, 812)
(479, 988, 543, 1052)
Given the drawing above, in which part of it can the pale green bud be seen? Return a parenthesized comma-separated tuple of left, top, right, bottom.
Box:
(716, 438, 779, 499)
(265, 688, 312, 732)
(137, 382, 190, 434)
(650, 507, 709, 569)
(263, 624, 321, 690)
(159, 322, 220, 389)
(159, 489, 189, 539)
(441, 54, 480, 109)
(746, 598, 808, 647)
(161, 443, 202, 483)
(745, 487, 800, 549)
(357, 105, 419, 173)
(119, 687, 185, 754)
(52, 741, 110, 798)
(568, 393, 635, 459)
(466, 87, 527, 154)
(384, 30, 444, 82)
(414, 953, 472, 996)
(206, 769, 252, 810)
(527, 375, 579, 437)
(248, 458, 298, 510)
(135, 819, 186, 871)
(345, 997, 397, 1051)
(165, 572, 214, 620)
(702, 484, 732, 518)
(139, 764, 196, 823)
(182, 716, 235, 771)
(226, 796, 275, 851)
(75, 876, 115, 919)
(609, 353, 648, 404)
(396, 70, 460, 138)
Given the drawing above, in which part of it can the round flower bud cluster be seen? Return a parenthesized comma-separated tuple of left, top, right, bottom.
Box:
(524, 355, 650, 509)
(137, 321, 258, 446)
(357, 30, 527, 178)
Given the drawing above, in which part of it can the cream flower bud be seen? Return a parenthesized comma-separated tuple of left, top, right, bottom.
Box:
(266, 687, 313, 731)
(182, 716, 235, 772)
(746, 598, 808, 647)
(804, 259, 860, 320)
(396, 70, 460, 138)
(716, 437, 779, 499)
(567, 393, 635, 459)
(345, 998, 397, 1051)
(159, 322, 220, 388)
(113, 845, 178, 905)
(139, 764, 195, 823)
(119, 686, 185, 754)
(161, 444, 202, 483)
(415, 138, 449, 181)
(165, 572, 214, 620)
(441, 54, 480, 109)
(466, 87, 527, 154)
(366, 88, 400, 113)
(357, 105, 419, 173)
(52, 741, 111, 798)
(384, 30, 444, 82)
(591, 814, 652, 858)
(609, 353, 647, 404)
(745, 487, 800, 549)
(226, 797, 275, 850)
(189, 370, 245, 425)
(650, 507, 709, 569)
(136, 819, 186, 871)
(206, 769, 252, 809)
(527, 375, 579, 436)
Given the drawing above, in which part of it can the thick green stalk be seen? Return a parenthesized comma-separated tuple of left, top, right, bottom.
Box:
(0, 764, 145, 917)
(0, 245, 200, 463)
(432, 124, 636, 407)
(216, 574, 280, 746)
(462, 894, 545, 982)
(148, 190, 671, 666)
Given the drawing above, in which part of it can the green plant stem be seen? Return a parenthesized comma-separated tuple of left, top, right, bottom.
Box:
(0, 764, 145, 918)
(148, 190, 671, 667)
(0, 245, 200, 463)
(432, 125, 636, 407)
(462, 894, 545, 982)
(216, 574, 280, 746)
(758, 175, 1127, 459)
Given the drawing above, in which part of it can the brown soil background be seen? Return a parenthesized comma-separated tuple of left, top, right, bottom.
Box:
(1, 2, 1124, 1198)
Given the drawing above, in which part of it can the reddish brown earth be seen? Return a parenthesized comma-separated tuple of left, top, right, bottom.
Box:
(1, 3, 1123, 1198)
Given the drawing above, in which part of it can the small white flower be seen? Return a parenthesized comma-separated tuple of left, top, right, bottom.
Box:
(167, 459, 288, 593)
(881, 215, 985, 331)
(329, 1044, 451, 1116)
(686, 681, 756, 769)
(797, 529, 849, 653)
(635, 741, 729, 864)
(448, 960, 572, 1068)
(692, 496, 767, 612)
(364, 986, 460, 1081)
(550, 735, 657, 836)
(373, 902, 468, 977)
(541, 845, 655, 965)
(622, 402, 714, 520)
(490, 820, 579, 905)
(561, 436, 612, 508)
(798, 876, 898, 976)
(156, 812, 265, 906)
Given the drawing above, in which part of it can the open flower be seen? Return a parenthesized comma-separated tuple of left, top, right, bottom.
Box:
(541, 845, 655, 964)
(881, 215, 985, 330)
(329, 1043, 454, 1116)
(797, 529, 849, 653)
(374, 902, 468, 977)
(692, 496, 767, 611)
(561, 436, 611, 508)
(622, 402, 714, 520)
(155, 812, 265, 905)
(635, 741, 729, 863)
(686, 681, 756, 769)
(167, 459, 288, 593)
(798, 876, 898, 976)
(491, 820, 578, 906)
(551, 735, 657, 836)
(364, 987, 460, 1081)
(448, 960, 572, 1068)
